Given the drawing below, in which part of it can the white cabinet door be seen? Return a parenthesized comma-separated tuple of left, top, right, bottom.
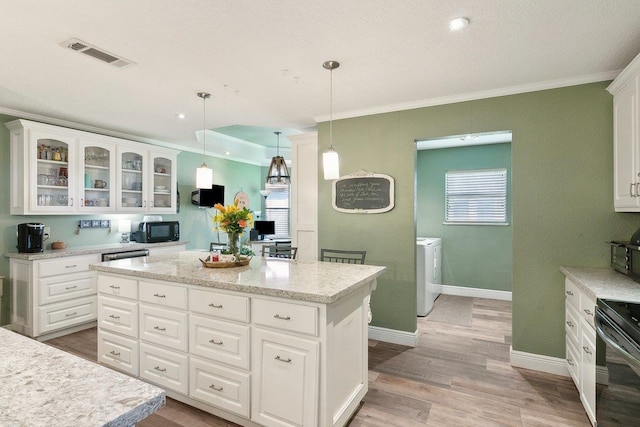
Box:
(613, 75, 640, 211)
(580, 321, 597, 426)
(149, 153, 177, 213)
(78, 138, 116, 212)
(252, 328, 319, 427)
(117, 145, 148, 212)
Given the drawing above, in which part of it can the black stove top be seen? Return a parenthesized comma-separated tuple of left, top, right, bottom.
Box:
(597, 299, 640, 343)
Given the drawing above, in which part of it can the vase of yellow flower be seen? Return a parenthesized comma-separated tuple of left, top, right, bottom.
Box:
(212, 199, 253, 264)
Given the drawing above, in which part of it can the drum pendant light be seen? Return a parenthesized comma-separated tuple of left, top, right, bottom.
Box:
(265, 131, 290, 184)
(322, 60, 340, 180)
(195, 91, 213, 189)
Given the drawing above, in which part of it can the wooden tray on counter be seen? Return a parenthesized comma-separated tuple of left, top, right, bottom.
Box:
(199, 256, 251, 268)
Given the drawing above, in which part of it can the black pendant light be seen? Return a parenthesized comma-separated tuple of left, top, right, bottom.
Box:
(265, 131, 290, 184)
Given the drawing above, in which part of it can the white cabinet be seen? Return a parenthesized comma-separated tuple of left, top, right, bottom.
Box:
(564, 277, 597, 426)
(608, 52, 640, 211)
(10, 253, 100, 340)
(5, 119, 178, 215)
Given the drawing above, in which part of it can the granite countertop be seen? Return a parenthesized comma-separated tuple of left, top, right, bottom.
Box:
(91, 251, 386, 304)
(3, 240, 188, 260)
(560, 266, 640, 303)
(0, 328, 165, 427)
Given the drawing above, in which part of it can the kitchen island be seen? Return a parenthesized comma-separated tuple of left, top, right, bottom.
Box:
(90, 251, 385, 427)
(0, 327, 165, 427)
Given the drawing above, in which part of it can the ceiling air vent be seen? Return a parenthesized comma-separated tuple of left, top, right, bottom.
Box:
(60, 38, 136, 69)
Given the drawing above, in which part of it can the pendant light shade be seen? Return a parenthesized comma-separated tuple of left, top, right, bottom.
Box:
(266, 131, 290, 184)
(195, 91, 212, 189)
(322, 60, 340, 180)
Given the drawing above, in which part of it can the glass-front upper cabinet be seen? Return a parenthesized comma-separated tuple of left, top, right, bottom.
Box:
(150, 154, 176, 213)
(31, 131, 75, 213)
(117, 146, 147, 212)
(79, 139, 116, 212)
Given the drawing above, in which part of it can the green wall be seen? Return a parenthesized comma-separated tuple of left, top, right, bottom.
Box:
(318, 82, 640, 358)
(416, 143, 512, 291)
(0, 113, 262, 325)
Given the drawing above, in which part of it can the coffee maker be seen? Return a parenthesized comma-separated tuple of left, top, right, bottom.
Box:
(17, 223, 48, 253)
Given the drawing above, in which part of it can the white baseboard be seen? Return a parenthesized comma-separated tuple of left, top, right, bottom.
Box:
(510, 347, 609, 384)
(435, 284, 512, 301)
(368, 325, 417, 347)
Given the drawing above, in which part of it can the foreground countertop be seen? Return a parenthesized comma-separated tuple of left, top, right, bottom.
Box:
(91, 251, 386, 304)
(560, 266, 640, 303)
(3, 240, 188, 261)
(0, 328, 165, 427)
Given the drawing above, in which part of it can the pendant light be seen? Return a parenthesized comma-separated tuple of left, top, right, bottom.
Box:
(195, 91, 213, 189)
(322, 60, 340, 180)
(265, 131, 290, 184)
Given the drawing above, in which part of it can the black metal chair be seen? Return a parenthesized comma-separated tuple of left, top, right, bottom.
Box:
(262, 245, 298, 259)
(320, 249, 366, 264)
(209, 242, 227, 252)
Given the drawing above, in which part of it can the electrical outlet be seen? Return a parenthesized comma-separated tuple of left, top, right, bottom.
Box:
(44, 226, 50, 236)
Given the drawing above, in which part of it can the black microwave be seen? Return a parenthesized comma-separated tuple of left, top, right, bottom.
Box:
(132, 221, 180, 243)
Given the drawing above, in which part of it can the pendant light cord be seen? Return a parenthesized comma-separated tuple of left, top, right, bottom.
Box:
(329, 67, 333, 149)
(202, 94, 206, 163)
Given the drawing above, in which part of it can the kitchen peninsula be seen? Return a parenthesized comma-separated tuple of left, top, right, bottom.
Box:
(90, 251, 385, 427)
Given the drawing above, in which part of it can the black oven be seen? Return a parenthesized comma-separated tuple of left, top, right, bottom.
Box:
(594, 299, 640, 425)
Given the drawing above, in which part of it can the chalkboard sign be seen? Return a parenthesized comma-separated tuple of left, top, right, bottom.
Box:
(332, 171, 395, 213)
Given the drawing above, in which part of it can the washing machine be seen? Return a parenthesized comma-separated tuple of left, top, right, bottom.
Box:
(417, 237, 442, 316)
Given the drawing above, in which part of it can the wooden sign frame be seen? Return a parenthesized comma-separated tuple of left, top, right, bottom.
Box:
(332, 170, 395, 214)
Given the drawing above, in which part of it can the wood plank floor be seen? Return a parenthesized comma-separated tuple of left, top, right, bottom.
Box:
(44, 296, 590, 426)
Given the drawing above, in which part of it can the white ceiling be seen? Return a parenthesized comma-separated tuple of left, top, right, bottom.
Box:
(1, 1, 640, 161)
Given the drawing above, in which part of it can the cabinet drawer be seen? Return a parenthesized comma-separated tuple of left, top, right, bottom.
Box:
(253, 298, 318, 336)
(189, 355, 250, 418)
(98, 274, 138, 300)
(140, 342, 188, 395)
(98, 295, 138, 338)
(140, 303, 188, 352)
(190, 289, 249, 323)
(564, 278, 580, 310)
(190, 314, 250, 370)
(140, 280, 187, 310)
(38, 296, 96, 334)
(565, 303, 580, 346)
(39, 272, 96, 305)
(38, 254, 100, 278)
(580, 292, 597, 329)
(566, 338, 580, 388)
(98, 329, 139, 376)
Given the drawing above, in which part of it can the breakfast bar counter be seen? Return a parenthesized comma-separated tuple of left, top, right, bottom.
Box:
(0, 327, 165, 427)
(90, 251, 385, 427)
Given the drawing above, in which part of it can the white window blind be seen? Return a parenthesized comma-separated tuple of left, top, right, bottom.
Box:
(264, 184, 290, 236)
(445, 168, 507, 224)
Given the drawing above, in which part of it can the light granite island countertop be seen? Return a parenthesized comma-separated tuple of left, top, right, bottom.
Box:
(0, 327, 165, 427)
(91, 250, 386, 427)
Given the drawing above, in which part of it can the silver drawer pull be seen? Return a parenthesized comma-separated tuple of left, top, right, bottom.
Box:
(565, 290, 573, 296)
(583, 308, 593, 316)
(153, 326, 167, 331)
(566, 321, 573, 327)
(65, 312, 77, 317)
(274, 314, 291, 320)
(567, 358, 574, 366)
(275, 355, 292, 363)
(65, 264, 77, 268)
(109, 350, 121, 357)
(109, 315, 120, 320)
(154, 366, 167, 373)
(209, 384, 224, 392)
(583, 346, 592, 355)
(109, 285, 120, 290)
(153, 293, 166, 298)
(65, 285, 78, 290)
(208, 303, 223, 309)
(209, 339, 224, 345)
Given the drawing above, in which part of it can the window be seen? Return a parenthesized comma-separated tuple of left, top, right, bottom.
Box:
(264, 184, 290, 236)
(445, 168, 507, 225)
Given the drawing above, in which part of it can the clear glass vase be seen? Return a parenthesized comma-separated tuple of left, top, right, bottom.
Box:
(227, 231, 240, 262)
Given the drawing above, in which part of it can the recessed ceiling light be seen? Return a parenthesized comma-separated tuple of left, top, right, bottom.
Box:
(449, 17, 470, 31)
(176, 113, 186, 119)
(225, 151, 231, 155)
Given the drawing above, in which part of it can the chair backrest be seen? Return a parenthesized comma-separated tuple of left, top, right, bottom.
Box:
(262, 245, 298, 259)
(209, 242, 227, 252)
(320, 249, 366, 264)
